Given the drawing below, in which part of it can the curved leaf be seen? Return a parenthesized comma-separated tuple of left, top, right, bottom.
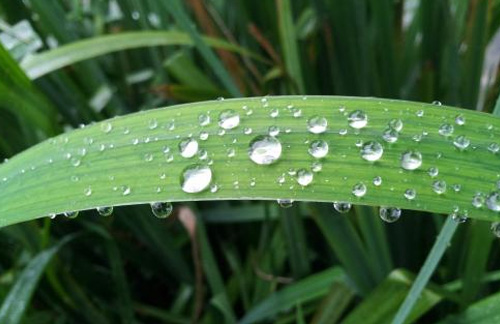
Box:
(0, 96, 499, 227)
(20, 31, 264, 80)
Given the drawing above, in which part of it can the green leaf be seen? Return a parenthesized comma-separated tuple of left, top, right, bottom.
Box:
(0, 235, 76, 324)
(240, 267, 347, 324)
(438, 289, 500, 323)
(342, 269, 443, 324)
(0, 96, 500, 228)
(20, 31, 262, 80)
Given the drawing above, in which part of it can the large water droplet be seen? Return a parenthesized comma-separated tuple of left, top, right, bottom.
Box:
(347, 110, 368, 129)
(296, 169, 313, 186)
(97, 206, 113, 217)
(150, 202, 173, 218)
(401, 150, 422, 170)
(308, 140, 329, 158)
(179, 138, 199, 158)
(360, 141, 383, 161)
(379, 207, 401, 223)
(333, 202, 351, 214)
(218, 110, 240, 130)
(248, 135, 282, 165)
(181, 164, 212, 193)
(486, 191, 500, 212)
(307, 116, 328, 134)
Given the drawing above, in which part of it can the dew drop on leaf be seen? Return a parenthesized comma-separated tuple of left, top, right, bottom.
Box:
(438, 123, 454, 136)
(453, 135, 470, 150)
(490, 222, 500, 237)
(379, 207, 401, 223)
(432, 180, 447, 194)
(296, 168, 313, 186)
(218, 109, 240, 130)
(333, 202, 351, 214)
(179, 138, 199, 158)
(307, 115, 328, 134)
(404, 188, 416, 200)
(382, 128, 398, 143)
(180, 164, 212, 193)
(97, 206, 113, 217)
(401, 150, 422, 170)
(248, 135, 282, 165)
(150, 202, 173, 218)
(486, 191, 500, 212)
(347, 110, 368, 129)
(352, 182, 367, 197)
(63, 211, 79, 219)
(360, 141, 383, 161)
(277, 199, 293, 208)
(308, 140, 329, 158)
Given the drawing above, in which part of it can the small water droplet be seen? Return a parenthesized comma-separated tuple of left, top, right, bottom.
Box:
(180, 164, 212, 193)
(270, 108, 279, 118)
(428, 167, 439, 177)
(308, 140, 329, 158)
(472, 192, 485, 208)
(179, 138, 199, 158)
(218, 110, 240, 130)
(347, 110, 368, 129)
(199, 131, 209, 140)
(416, 110, 424, 117)
(148, 119, 158, 129)
(277, 199, 293, 208)
(432, 100, 442, 106)
(382, 128, 398, 143)
(401, 150, 422, 170)
(144, 153, 154, 162)
(296, 169, 313, 186)
(373, 176, 382, 186)
(97, 206, 113, 217)
(244, 127, 253, 135)
(438, 123, 454, 136)
(333, 202, 351, 213)
(379, 207, 401, 223)
(352, 182, 367, 197)
(404, 188, 416, 200)
(84, 186, 92, 197)
(199, 113, 210, 126)
(388, 118, 403, 132)
(150, 202, 173, 218)
(64, 211, 79, 219)
(311, 161, 323, 172)
(101, 122, 112, 133)
(248, 136, 282, 165)
(488, 143, 500, 154)
(486, 191, 500, 211)
(455, 114, 465, 126)
(491, 222, 500, 237)
(360, 141, 383, 161)
(432, 180, 446, 194)
(451, 210, 468, 223)
(122, 186, 131, 196)
(453, 135, 470, 150)
(307, 116, 328, 134)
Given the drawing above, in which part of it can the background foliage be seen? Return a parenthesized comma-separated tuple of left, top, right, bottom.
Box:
(1, 0, 500, 323)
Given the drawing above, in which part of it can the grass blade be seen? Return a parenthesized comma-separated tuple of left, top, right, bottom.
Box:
(21, 31, 262, 80)
(1, 96, 500, 227)
(392, 215, 459, 324)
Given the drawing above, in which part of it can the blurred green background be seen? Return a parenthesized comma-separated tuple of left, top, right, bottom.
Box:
(1, 0, 500, 323)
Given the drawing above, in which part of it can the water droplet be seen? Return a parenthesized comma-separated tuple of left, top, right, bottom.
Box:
(179, 138, 199, 158)
(180, 164, 212, 193)
(199, 131, 209, 141)
(432, 180, 446, 194)
(210, 184, 219, 193)
(218, 109, 240, 130)
(428, 167, 439, 177)
(333, 202, 351, 213)
(486, 191, 500, 211)
(248, 136, 282, 165)
(296, 169, 313, 186)
(404, 188, 416, 200)
(198, 149, 208, 160)
(382, 128, 398, 143)
(432, 100, 442, 106)
(488, 143, 500, 154)
(148, 119, 158, 129)
(388, 118, 403, 132)
(491, 222, 500, 237)
(84, 186, 92, 197)
(360, 141, 384, 161)
(379, 207, 401, 223)
(451, 210, 468, 223)
(63, 211, 79, 219)
(307, 116, 328, 134)
(277, 199, 293, 208)
(270, 108, 279, 118)
(311, 161, 323, 172)
(416, 110, 424, 117)
(472, 192, 485, 208)
(268, 126, 280, 136)
(438, 123, 454, 136)
(401, 150, 422, 170)
(101, 122, 112, 133)
(455, 114, 465, 125)
(70, 157, 81, 167)
(352, 182, 367, 197)
(308, 140, 329, 158)
(244, 127, 253, 135)
(144, 153, 154, 162)
(347, 110, 368, 129)
(227, 148, 236, 158)
(97, 206, 113, 217)
(199, 113, 210, 126)
(122, 186, 131, 196)
(453, 135, 470, 150)
(373, 176, 382, 186)
(150, 202, 173, 218)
